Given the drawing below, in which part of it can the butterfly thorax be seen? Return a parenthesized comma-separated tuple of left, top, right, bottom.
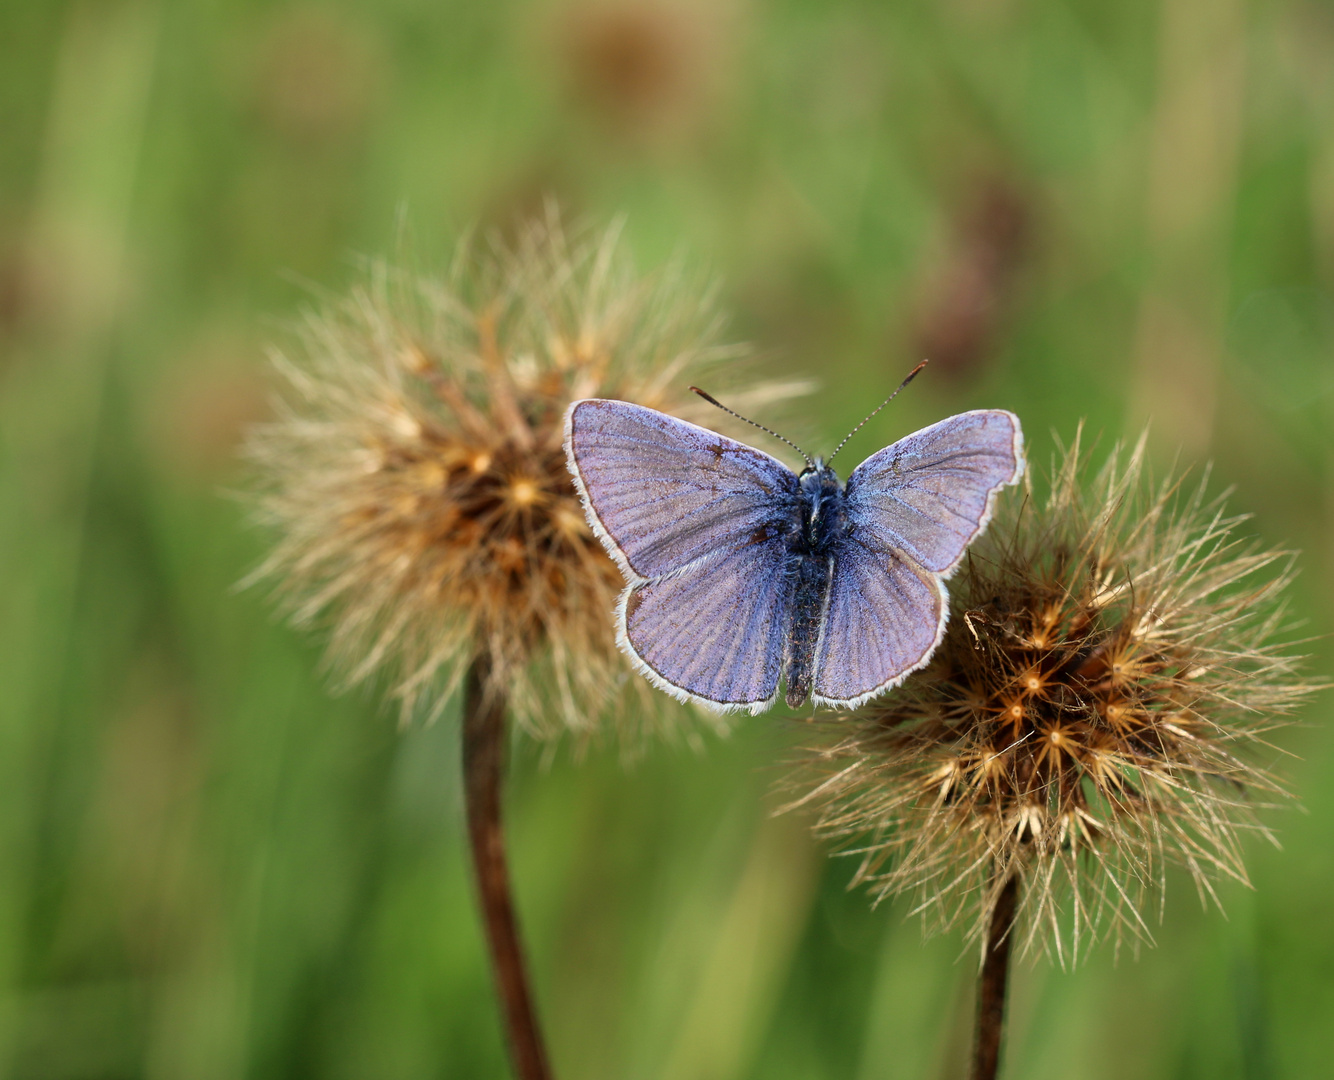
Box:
(796, 460, 848, 553)
(785, 461, 850, 707)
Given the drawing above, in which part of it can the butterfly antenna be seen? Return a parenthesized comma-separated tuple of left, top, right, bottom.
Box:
(688, 387, 813, 466)
(825, 359, 930, 466)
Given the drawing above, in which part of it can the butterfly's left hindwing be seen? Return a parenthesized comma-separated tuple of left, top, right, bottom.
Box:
(565, 399, 801, 712)
(811, 536, 945, 708)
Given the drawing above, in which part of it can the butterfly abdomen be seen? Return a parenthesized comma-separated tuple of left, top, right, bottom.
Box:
(784, 553, 833, 707)
(784, 465, 849, 708)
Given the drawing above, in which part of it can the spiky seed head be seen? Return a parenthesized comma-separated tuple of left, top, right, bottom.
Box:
(242, 212, 798, 742)
(787, 430, 1320, 962)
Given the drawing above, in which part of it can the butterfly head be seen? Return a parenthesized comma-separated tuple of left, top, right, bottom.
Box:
(799, 457, 842, 495)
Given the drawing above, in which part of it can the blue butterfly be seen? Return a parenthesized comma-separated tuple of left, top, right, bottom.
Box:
(563, 384, 1023, 714)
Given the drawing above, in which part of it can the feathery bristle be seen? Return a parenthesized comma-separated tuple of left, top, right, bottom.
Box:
(242, 211, 790, 742)
(786, 429, 1320, 962)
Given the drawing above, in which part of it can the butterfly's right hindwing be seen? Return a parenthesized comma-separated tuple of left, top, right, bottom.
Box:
(619, 541, 793, 711)
(565, 399, 801, 712)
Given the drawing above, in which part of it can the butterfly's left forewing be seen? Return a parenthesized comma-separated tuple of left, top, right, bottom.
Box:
(844, 410, 1024, 575)
(565, 398, 801, 712)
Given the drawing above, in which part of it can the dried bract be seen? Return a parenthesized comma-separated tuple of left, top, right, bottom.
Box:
(788, 432, 1317, 960)
(243, 214, 791, 741)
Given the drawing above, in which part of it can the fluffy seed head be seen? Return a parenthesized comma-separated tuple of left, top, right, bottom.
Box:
(243, 212, 798, 741)
(788, 431, 1318, 961)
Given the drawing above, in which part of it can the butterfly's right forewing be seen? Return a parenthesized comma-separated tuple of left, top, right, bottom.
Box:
(565, 398, 802, 712)
(566, 399, 801, 579)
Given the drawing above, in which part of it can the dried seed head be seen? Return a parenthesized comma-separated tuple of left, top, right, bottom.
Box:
(787, 430, 1320, 962)
(243, 212, 799, 742)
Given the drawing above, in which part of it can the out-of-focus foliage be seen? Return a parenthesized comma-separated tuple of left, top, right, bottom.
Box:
(0, 1, 1330, 1078)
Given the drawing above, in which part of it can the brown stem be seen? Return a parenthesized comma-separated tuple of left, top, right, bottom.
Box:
(462, 657, 554, 1080)
(971, 874, 1018, 1080)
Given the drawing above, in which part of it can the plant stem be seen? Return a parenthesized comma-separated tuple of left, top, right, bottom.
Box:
(971, 874, 1018, 1080)
(462, 657, 554, 1080)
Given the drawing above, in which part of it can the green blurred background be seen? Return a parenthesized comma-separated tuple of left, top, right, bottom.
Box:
(2, 0, 1333, 1076)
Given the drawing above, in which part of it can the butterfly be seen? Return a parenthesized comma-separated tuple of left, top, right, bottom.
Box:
(563, 382, 1024, 714)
